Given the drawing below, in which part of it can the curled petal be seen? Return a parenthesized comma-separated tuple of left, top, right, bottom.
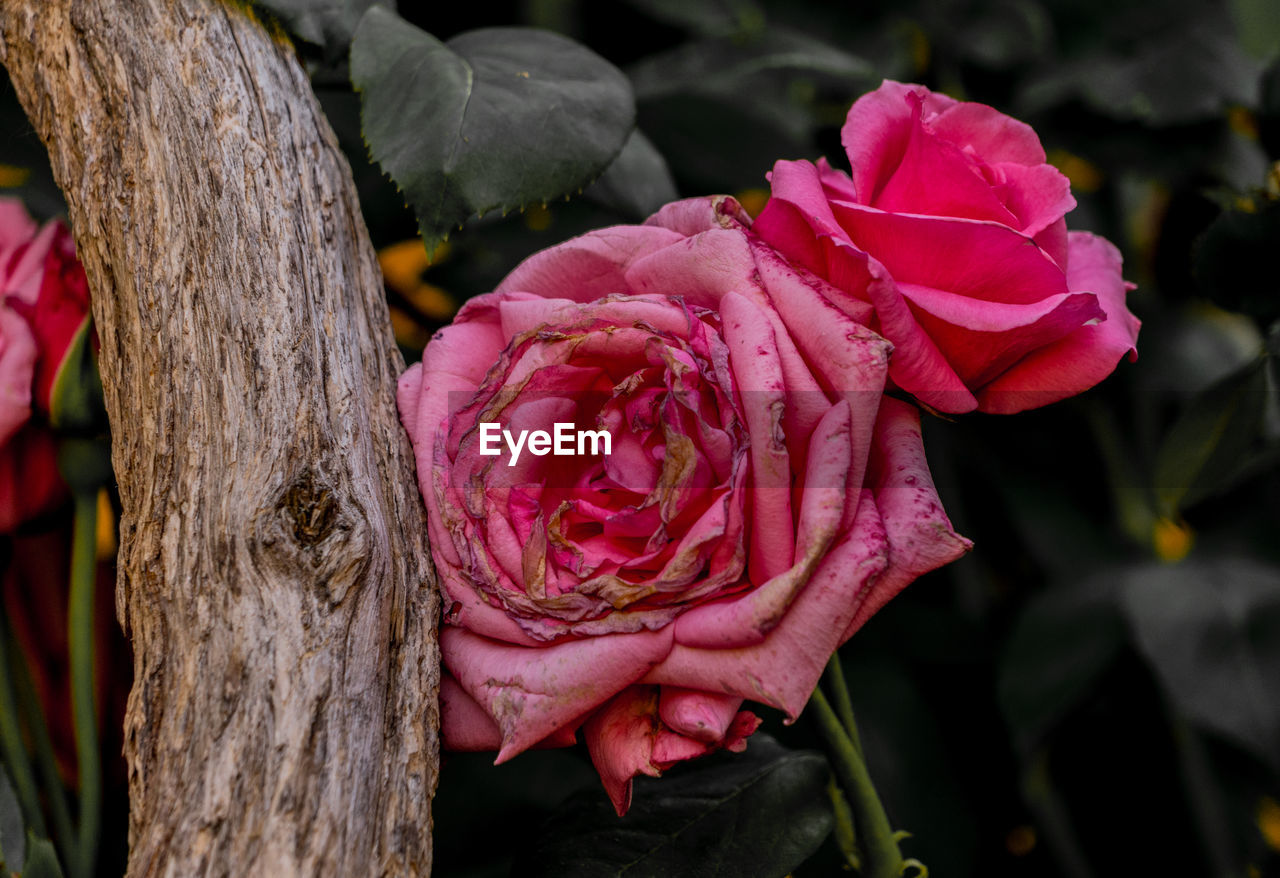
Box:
(443, 625, 674, 762)
(842, 398, 971, 640)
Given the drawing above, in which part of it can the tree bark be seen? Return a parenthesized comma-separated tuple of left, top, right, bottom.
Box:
(0, 1, 439, 874)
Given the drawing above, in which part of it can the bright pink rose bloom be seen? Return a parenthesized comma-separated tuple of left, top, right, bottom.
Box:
(754, 80, 1140, 414)
(0, 199, 92, 531)
(397, 196, 970, 814)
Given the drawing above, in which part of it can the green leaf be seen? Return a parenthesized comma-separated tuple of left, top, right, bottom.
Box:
(252, 0, 389, 52)
(1152, 355, 1270, 514)
(1119, 558, 1280, 769)
(19, 833, 64, 878)
(48, 316, 106, 434)
(511, 735, 833, 878)
(629, 29, 871, 105)
(619, 0, 764, 38)
(351, 8, 635, 252)
(1193, 198, 1280, 325)
(0, 762, 24, 871)
(998, 576, 1126, 754)
(583, 130, 678, 220)
(1020, 13, 1259, 124)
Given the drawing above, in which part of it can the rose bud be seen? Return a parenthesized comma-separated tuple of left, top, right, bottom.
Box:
(754, 80, 1140, 414)
(397, 196, 970, 814)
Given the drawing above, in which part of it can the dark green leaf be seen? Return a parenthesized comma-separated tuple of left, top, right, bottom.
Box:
(351, 8, 635, 252)
(512, 735, 833, 878)
(1152, 356, 1270, 513)
(583, 130, 678, 220)
(638, 95, 807, 193)
(19, 833, 64, 878)
(253, 0, 388, 51)
(0, 762, 23, 871)
(998, 576, 1126, 753)
(48, 317, 106, 434)
(1230, 0, 1280, 62)
(1020, 13, 1259, 124)
(619, 0, 764, 38)
(1119, 558, 1280, 769)
(629, 30, 871, 104)
(1260, 58, 1280, 156)
(1194, 198, 1280, 324)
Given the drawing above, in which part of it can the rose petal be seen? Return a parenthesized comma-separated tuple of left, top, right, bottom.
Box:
(0, 422, 65, 532)
(841, 80, 928, 204)
(0, 302, 36, 446)
(643, 195, 753, 237)
(720, 292, 794, 582)
(440, 673, 504, 751)
(977, 232, 1140, 413)
(930, 98, 1047, 165)
(900, 282, 1105, 388)
(584, 687, 664, 815)
(872, 95, 1019, 227)
(495, 225, 684, 301)
(657, 687, 744, 743)
(991, 161, 1076, 238)
(650, 490, 889, 717)
(443, 625, 673, 762)
(829, 203, 1069, 306)
(672, 401, 852, 649)
(842, 398, 971, 640)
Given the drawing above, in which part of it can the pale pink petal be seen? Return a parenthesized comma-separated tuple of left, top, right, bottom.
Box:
(440, 673, 504, 751)
(672, 402, 852, 649)
(624, 228, 760, 311)
(657, 688, 744, 743)
(443, 625, 674, 761)
(842, 399, 971, 640)
(720, 292, 794, 582)
(649, 492, 889, 718)
(0, 303, 36, 446)
(0, 200, 37, 255)
(584, 687, 663, 815)
(495, 225, 684, 301)
(643, 194, 753, 237)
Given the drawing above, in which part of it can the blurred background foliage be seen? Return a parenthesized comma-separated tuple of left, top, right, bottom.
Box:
(4, 0, 1280, 874)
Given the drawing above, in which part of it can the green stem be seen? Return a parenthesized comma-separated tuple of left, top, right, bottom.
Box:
(68, 491, 99, 878)
(1020, 747, 1094, 878)
(823, 656, 862, 757)
(0, 617, 47, 838)
(811, 687, 903, 878)
(9, 636, 76, 859)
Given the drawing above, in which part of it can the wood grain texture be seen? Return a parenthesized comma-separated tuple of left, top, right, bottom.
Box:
(0, 0, 439, 873)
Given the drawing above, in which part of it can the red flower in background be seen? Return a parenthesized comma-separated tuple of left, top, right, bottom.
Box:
(0, 198, 91, 531)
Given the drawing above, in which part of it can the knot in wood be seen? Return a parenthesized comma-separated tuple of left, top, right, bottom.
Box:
(281, 468, 338, 547)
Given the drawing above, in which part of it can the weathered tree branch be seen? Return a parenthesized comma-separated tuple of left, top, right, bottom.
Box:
(0, 0, 439, 873)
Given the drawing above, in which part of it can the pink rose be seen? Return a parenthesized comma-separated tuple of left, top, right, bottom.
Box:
(397, 196, 970, 814)
(754, 80, 1140, 414)
(0, 199, 92, 531)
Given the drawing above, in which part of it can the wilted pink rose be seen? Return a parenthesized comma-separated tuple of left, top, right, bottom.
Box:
(0, 199, 91, 531)
(397, 196, 970, 813)
(754, 80, 1140, 414)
